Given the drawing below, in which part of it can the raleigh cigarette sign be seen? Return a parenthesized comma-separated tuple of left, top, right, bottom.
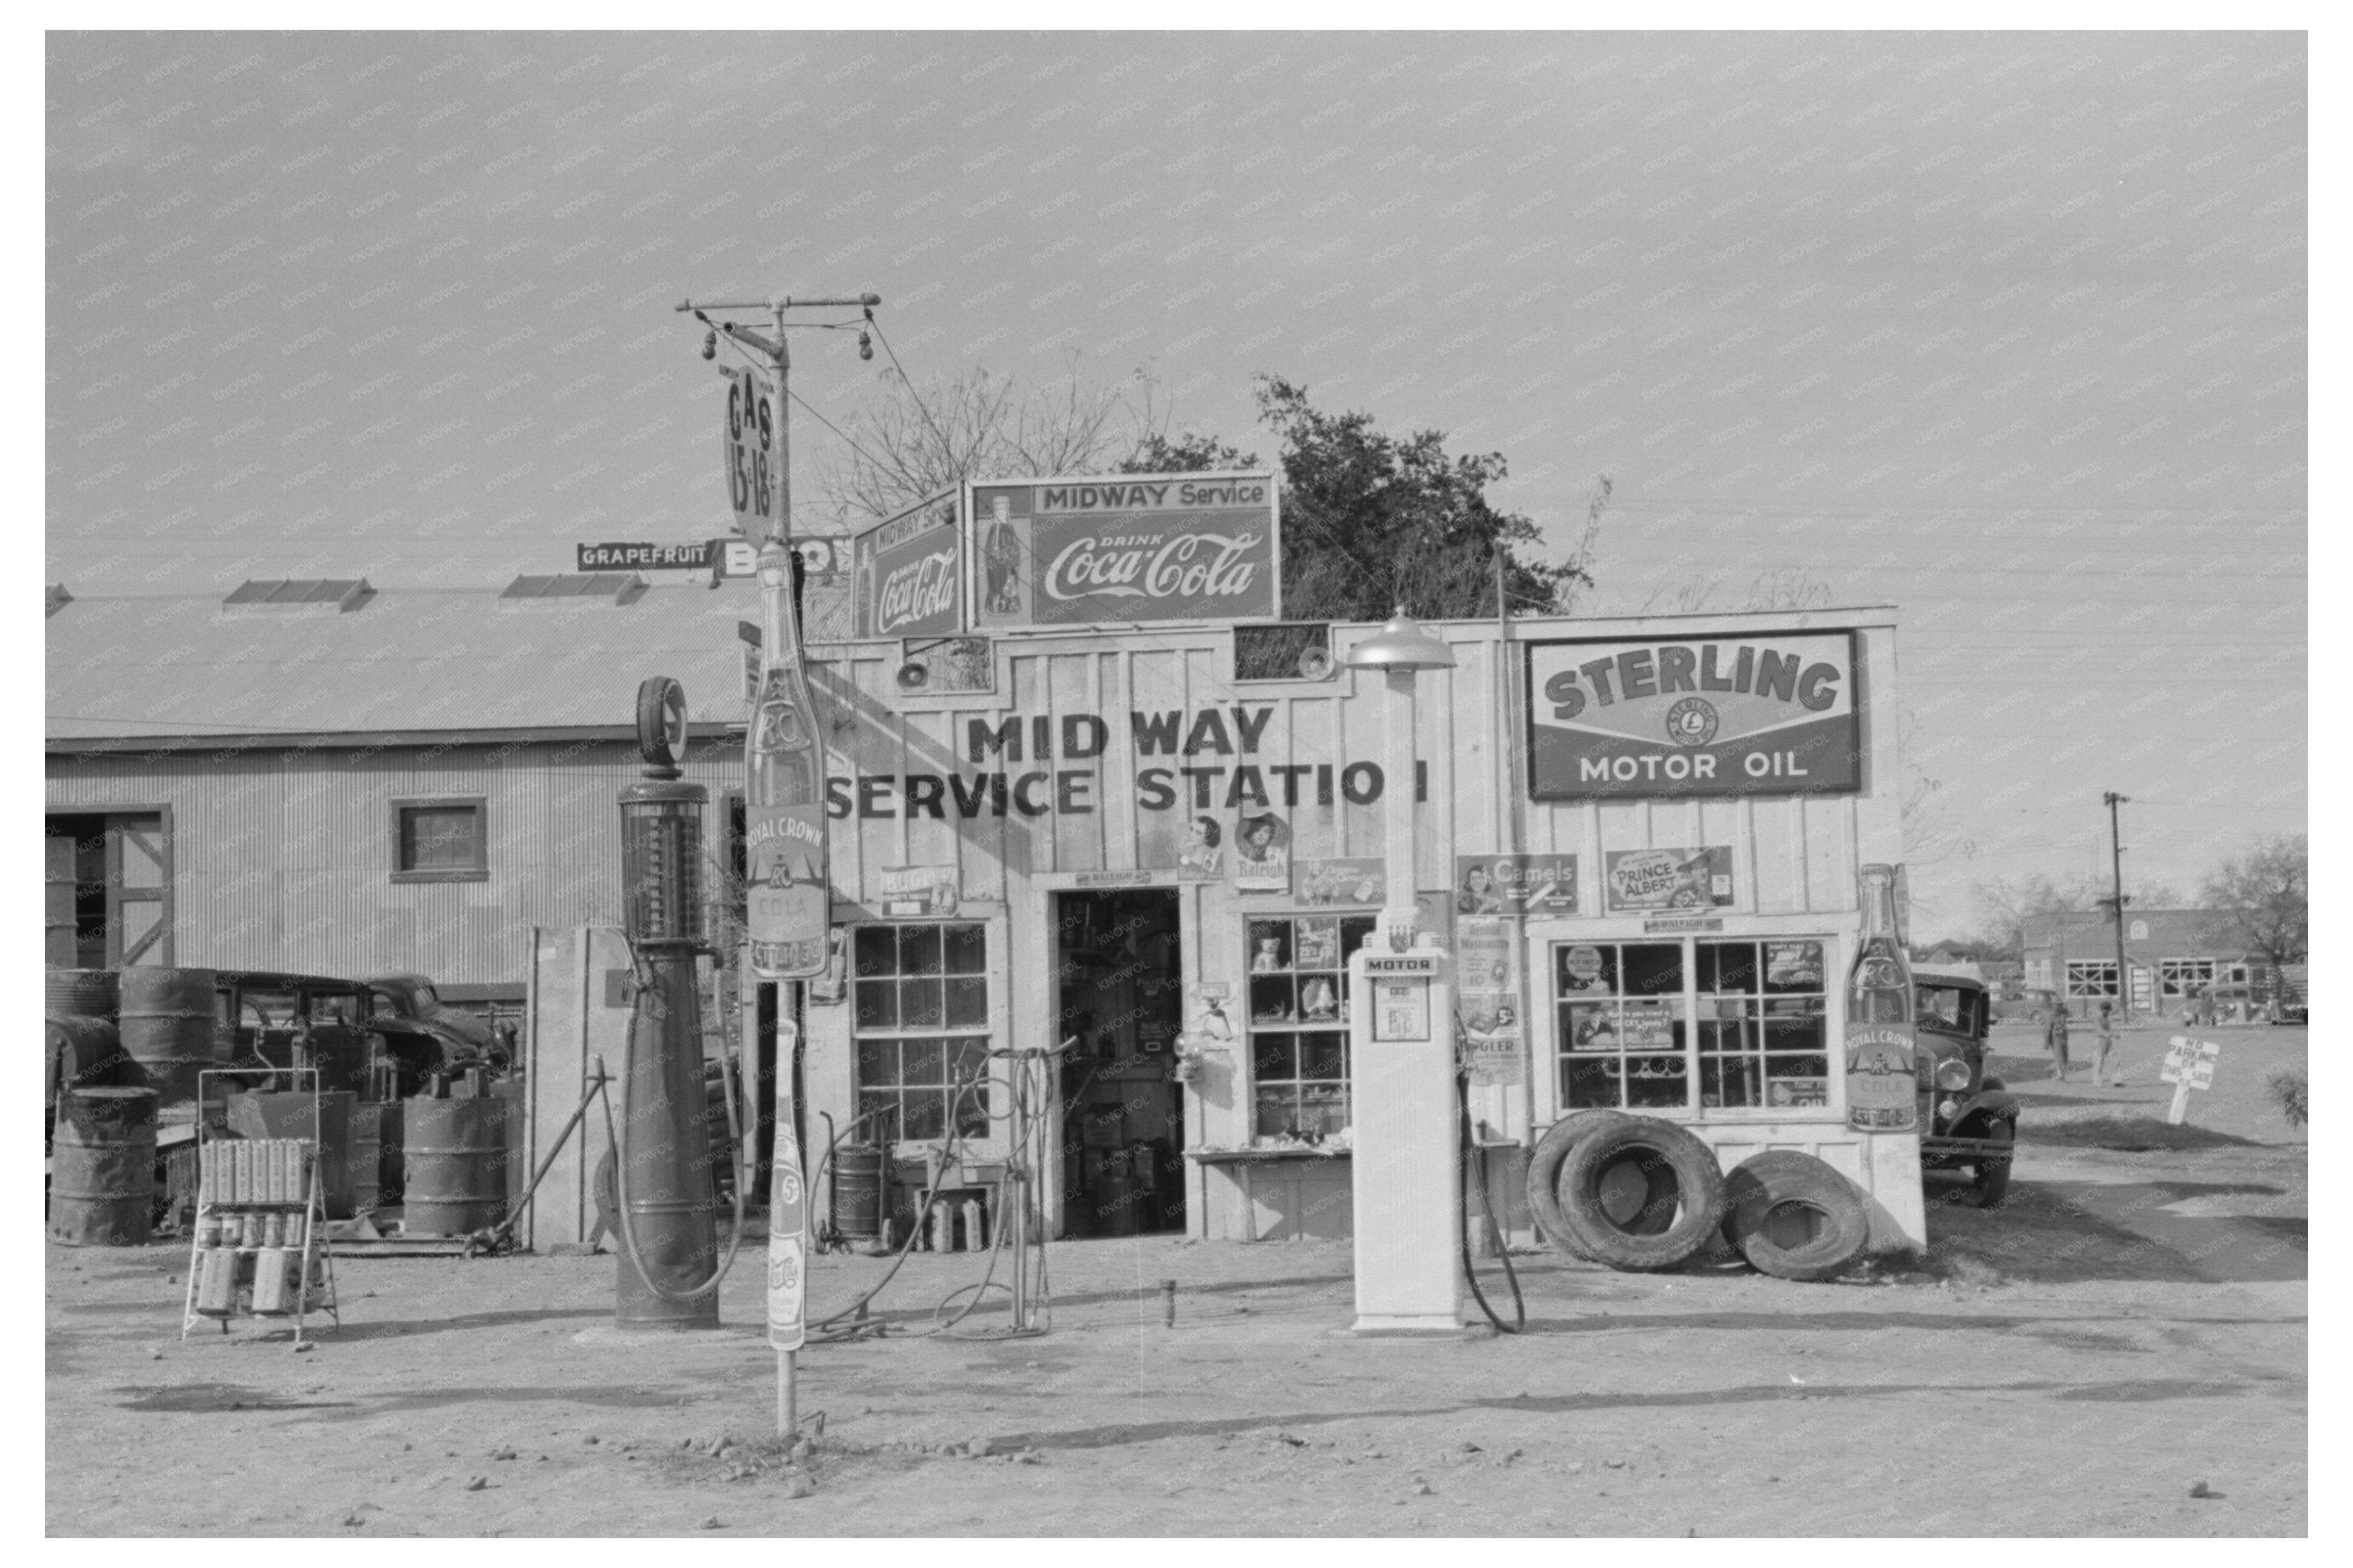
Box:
(971, 472, 1279, 629)
(852, 489, 962, 641)
(1525, 632, 1861, 800)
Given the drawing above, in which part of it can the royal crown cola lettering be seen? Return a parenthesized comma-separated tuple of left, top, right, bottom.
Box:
(747, 545, 830, 980)
(1844, 863, 1918, 1133)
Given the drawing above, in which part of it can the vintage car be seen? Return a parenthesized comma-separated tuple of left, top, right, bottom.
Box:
(366, 973, 510, 1069)
(1913, 968, 2020, 1207)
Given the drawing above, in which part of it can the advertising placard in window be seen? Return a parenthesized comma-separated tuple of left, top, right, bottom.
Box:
(1525, 632, 1860, 799)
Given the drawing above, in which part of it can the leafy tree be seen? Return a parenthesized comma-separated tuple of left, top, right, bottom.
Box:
(2199, 832, 2308, 963)
(1251, 377, 1586, 622)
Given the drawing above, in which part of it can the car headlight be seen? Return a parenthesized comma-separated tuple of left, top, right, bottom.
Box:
(1934, 1058, 1972, 1091)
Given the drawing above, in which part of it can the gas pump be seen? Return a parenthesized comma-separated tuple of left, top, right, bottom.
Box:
(606, 676, 746, 1329)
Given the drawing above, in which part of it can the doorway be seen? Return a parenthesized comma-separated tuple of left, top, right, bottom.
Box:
(45, 811, 172, 969)
(1052, 889, 1185, 1238)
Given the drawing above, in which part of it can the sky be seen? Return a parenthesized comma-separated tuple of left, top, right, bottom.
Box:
(43, 29, 2307, 940)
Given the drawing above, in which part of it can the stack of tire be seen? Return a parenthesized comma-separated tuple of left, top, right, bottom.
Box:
(1525, 1112, 1870, 1283)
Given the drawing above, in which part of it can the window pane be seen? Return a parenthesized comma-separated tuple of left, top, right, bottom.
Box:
(855, 1038, 894, 1087)
(1247, 920, 1291, 972)
(1302, 1032, 1347, 1082)
(856, 1089, 899, 1134)
(943, 923, 987, 975)
(1249, 975, 1295, 1024)
(1253, 1033, 1296, 1082)
(901, 977, 945, 1029)
(1626, 1055, 1686, 1108)
(1294, 918, 1341, 970)
(1556, 943, 1619, 997)
(1765, 1015, 1827, 1053)
(953, 1091, 990, 1139)
(946, 1035, 992, 1082)
(1254, 1086, 1299, 1139)
(403, 806, 480, 870)
(1339, 916, 1377, 965)
(1299, 1084, 1348, 1137)
(1562, 1055, 1622, 1109)
(1698, 941, 1758, 995)
(1701, 1054, 1764, 1110)
(854, 980, 897, 1031)
(854, 925, 897, 979)
(1564, 1003, 1619, 1050)
(899, 1037, 945, 1087)
(901, 925, 942, 977)
(1622, 943, 1683, 999)
(1763, 942, 1825, 994)
(944, 975, 988, 1028)
(900, 1088, 946, 1140)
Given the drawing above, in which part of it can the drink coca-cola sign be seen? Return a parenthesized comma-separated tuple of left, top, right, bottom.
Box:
(852, 488, 962, 641)
(970, 472, 1280, 628)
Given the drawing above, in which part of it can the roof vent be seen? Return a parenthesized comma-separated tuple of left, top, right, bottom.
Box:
(46, 582, 72, 617)
(499, 572, 649, 605)
(223, 578, 375, 612)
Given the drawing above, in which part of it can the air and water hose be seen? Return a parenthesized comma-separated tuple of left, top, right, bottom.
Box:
(1457, 1070, 1525, 1334)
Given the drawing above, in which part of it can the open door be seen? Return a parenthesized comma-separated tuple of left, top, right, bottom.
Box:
(1052, 889, 1185, 1238)
(46, 811, 172, 969)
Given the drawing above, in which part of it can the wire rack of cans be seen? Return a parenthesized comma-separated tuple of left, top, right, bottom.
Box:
(180, 1068, 339, 1345)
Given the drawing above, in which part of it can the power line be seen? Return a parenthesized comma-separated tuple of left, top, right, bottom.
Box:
(861, 316, 956, 470)
(786, 386, 891, 476)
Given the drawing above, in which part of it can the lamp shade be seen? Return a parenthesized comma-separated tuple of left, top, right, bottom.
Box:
(1343, 609, 1456, 672)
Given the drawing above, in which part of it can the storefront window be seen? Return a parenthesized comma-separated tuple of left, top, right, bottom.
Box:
(1695, 941, 1831, 1110)
(1246, 915, 1375, 1142)
(853, 922, 991, 1140)
(2066, 960, 2120, 999)
(1555, 937, 1834, 1113)
(1556, 942, 1687, 1110)
(2159, 958, 2216, 998)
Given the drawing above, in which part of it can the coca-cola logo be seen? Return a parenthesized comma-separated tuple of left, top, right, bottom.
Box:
(1043, 530, 1262, 603)
(874, 547, 958, 633)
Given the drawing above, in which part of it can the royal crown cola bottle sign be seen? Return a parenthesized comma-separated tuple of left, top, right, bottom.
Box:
(746, 544, 831, 980)
(1845, 863, 1918, 1133)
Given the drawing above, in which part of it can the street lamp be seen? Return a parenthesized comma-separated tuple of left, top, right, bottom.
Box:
(1341, 609, 1463, 1335)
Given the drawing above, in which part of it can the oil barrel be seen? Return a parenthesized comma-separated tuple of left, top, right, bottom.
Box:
(375, 1099, 405, 1205)
(830, 1144, 887, 1239)
(117, 967, 219, 1113)
(304, 1024, 372, 1098)
(46, 1015, 123, 1103)
(45, 968, 119, 1021)
(49, 1086, 158, 1246)
(225, 1089, 357, 1218)
(402, 1096, 509, 1236)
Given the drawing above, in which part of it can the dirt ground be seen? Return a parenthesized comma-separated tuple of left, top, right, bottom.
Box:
(47, 1020, 2304, 1538)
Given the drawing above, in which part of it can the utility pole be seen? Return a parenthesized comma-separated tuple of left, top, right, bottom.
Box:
(674, 291, 879, 1442)
(2103, 792, 2130, 1018)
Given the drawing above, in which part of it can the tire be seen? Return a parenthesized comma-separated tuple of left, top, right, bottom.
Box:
(1523, 1110, 1631, 1258)
(1968, 1121, 2014, 1209)
(1721, 1151, 1870, 1283)
(1554, 1116, 1726, 1272)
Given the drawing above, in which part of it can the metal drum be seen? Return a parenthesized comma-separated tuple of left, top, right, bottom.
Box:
(225, 1090, 356, 1218)
(49, 1086, 158, 1246)
(403, 1096, 509, 1236)
(45, 968, 120, 1021)
(376, 1099, 405, 1205)
(116, 967, 218, 1113)
(830, 1144, 887, 1240)
(46, 1015, 123, 1103)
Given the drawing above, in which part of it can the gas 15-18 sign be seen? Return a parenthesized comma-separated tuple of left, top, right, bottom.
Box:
(970, 472, 1279, 629)
(1525, 632, 1861, 800)
(851, 489, 962, 640)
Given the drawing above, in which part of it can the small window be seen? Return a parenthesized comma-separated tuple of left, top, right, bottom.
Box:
(392, 798, 488, 882)
(852, 922, 992, 1140)
(1245, 913, 1375, 1142)
(1234, 622, 1332, 681)
(2066, 960, 2120, 998)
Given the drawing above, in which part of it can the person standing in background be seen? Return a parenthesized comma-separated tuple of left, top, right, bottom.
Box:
(2092, 999, 2117, 1086)
(2046, 1005, 2072, 1081)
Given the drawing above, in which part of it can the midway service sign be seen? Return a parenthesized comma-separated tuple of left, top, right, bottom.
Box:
(1525, 631, 1861, 800)
(969, 471, 1279, 629)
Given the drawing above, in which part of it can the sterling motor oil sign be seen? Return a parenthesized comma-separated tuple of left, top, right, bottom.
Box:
(1525, 632, 1861, 800)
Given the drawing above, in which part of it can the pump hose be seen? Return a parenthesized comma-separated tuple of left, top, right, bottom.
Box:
(1457, 1072, 1525, 1334)
(806, 1070, 992, 1338)
(602, 943, 748, 1304)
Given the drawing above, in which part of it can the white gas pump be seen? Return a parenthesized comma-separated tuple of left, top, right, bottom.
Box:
(1342, 611, 1465, 1336)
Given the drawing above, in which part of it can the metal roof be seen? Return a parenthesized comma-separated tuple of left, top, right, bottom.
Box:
(47, 579, 763, 744)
